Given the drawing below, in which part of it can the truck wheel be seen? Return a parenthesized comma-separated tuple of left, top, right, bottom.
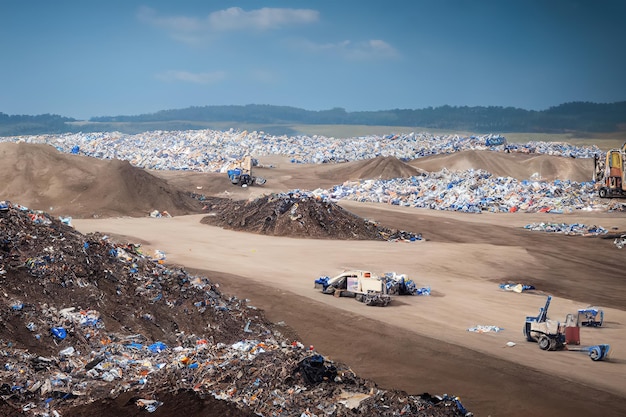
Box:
(590, 346, 602, 361)
(599, 188, 608, 198)
(538, 335, 551, 350)
(549, 338, 559, 351)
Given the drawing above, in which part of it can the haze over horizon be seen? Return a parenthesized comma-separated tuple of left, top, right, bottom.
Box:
(2, 0, 625, 120)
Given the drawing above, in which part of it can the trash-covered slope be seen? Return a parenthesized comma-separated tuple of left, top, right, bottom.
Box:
(200, 192, 423, 241)
(0, 202, 468, 417)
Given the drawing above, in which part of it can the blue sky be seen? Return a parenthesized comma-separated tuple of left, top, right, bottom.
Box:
(1, 0, 625, 120)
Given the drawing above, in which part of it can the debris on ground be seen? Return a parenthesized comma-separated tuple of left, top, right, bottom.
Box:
(499, 283, 536, 293)
(0, 201, 470, 417)
(467, 326, 504, 333)
(523, 223, 608, 235)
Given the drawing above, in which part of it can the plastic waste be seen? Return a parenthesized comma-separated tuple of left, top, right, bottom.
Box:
(59, 346, 75, 356)
(51, 327, 67, 340)
(147, 342, 168, 353)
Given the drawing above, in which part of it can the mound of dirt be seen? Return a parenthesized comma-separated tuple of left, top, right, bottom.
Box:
(0, 202, 466, 417)
(317, 155, 426, 182)
(0, 142, 203, 218)
(200, 192, 423, 241)
(409, 149, 594, 182)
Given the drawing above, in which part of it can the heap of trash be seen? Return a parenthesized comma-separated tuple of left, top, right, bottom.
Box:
(3, 129, 619, 215)
(200, 192, 424, 242)
(1, 130, 601, 173)
(523, 223, 608, 235)
(320, 170, 611, 214)
(0, 201, 470, 416)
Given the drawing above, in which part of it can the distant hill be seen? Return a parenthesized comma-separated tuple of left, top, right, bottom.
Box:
(1, 101, 625, 136)
(0, 113, 76, 136)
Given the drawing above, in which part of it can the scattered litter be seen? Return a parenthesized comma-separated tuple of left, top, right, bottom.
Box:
(50, 327, 67, 340)
(467, 325, 503, 333)
(499, 283, 535, 293)
(137, 399, 163, 413)
(149, 210, 172, 218)
(337, 390, 372, 409)
(506, 342, 516, 347)
(524, 223, 607, 235)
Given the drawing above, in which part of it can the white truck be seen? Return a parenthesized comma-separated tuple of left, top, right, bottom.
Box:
(314, 270, 391, 307)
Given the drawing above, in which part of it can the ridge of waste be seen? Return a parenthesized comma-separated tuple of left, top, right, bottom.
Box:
(319, 169, 624, 214)
(200, 192, 423, 241)
(3, 129, 620, 215)
(0, 202, 470, 417)
(0, 130, 602, 173)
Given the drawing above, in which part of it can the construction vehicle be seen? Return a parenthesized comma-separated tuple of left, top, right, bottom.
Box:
(577, 306, 604, 327)
(226, 156, 267, 187)
(523, 296, 610, 361)
(593, 142, 626, 198)
(314, 270, 391, 307)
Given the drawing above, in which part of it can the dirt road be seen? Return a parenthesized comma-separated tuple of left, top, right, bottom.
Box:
(73, 205, 626, 417)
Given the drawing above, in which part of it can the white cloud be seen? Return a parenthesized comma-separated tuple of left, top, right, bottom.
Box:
(138, 6, 318, 41)
(155, 70, 227, 84)
(295, 39, 399, 61)
(137, 6, 203, 33)
(208, 7, 319, 31)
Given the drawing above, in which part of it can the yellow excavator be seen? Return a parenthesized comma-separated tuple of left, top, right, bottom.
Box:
(593, 142, 626, 198)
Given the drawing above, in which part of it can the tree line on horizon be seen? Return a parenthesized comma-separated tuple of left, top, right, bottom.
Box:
(1, 101, 625, 136)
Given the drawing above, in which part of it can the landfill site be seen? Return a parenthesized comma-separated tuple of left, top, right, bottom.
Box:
(1, 130, 626, 417)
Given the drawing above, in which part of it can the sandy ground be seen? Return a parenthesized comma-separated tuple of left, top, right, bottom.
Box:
(73, 206, 626, 417)
(4, 143, 626, 416)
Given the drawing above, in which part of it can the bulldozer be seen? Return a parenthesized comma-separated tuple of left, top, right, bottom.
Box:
(593, 142, 626, 198)
(226, 156, 267, 187)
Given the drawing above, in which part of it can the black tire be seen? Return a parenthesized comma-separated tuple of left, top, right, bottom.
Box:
(599, 188, 608, 198)
(538, 335, 551, 350)
(549, 338, 558, 351)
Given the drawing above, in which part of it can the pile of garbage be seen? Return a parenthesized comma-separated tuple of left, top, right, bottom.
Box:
(1, 130, 601, 173)
(3, 129, 618, 215)
(382, 272, 431, 296)
(0, 202, 470, 416)
(200, 192, 424, 242)
(321, 170, 612, 214)
(523, 223, 608, 235)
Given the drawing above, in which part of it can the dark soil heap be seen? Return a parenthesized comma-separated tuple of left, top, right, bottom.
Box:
(0, 202, 465, 417)
(200, 192, 423, 241)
